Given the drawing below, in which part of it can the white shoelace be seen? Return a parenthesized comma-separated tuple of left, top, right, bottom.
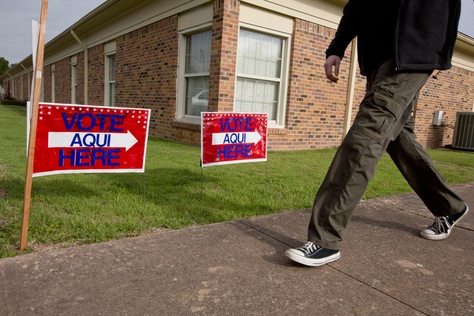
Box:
(428, 217, 451, 233)
(297, 242, 319, 255)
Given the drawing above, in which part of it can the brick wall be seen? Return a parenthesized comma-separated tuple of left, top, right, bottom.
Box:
(11, 77, 18, 99)
(43, 64, 52, 101)
(1, 79, 10, 98)
(269, 20, 353, 150)
(87, 44, 105, 106)
(115, 16, 180, 141)
(281, 17, 474, 150)
(22, 73, 30, 100)
(45, 54, 84, 104)
(7, 1, 472, 151)
(209, 0, 239, 113)
(11, 74, 28, 100)
(114, 0, 241, 147)
(415, 66, 474, 148)
(54, 58, 71, 104)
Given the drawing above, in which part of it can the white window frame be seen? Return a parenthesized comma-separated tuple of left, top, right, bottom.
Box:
(104, 41, 117, 107)
(235, 24, 291, 128)
(71, 56, 78, 104)
(105, 52, 116, 107)
(177, 24, 212, 123)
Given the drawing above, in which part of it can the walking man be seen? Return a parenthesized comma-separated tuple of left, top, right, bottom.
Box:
(285, 0, 469, 267)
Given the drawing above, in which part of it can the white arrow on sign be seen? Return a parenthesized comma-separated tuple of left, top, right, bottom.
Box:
(48, 131, 138, 151)
(212, 131, 262, 146)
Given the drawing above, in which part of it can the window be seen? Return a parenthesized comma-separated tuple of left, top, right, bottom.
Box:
(235, 28, 289, 127)
(182, 29, 212, 117)
(105, 53, 116, 107)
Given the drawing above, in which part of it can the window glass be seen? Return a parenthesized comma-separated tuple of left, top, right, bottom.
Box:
(235, 78, 277, 119)
(71, 64, 77, 104)
(185, 30, 211, 116)
(107, 54, 116, 107)
(186, 77, 209, 116)
(109, 54, 116, 81)
(237, 30, 282, 78)
(236, 29, 283, 122)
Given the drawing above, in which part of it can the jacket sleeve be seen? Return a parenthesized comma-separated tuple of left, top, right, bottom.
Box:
(325, 0, 359, 59)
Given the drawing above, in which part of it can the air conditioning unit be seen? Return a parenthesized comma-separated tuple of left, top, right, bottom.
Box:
(452, 112, 474, 151)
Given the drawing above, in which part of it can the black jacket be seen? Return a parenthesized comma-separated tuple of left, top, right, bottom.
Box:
(326, 0, 461, 76)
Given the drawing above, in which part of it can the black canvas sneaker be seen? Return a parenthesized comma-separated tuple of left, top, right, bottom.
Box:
(420, 204, 469, 240)
(285, 242, 340, 266)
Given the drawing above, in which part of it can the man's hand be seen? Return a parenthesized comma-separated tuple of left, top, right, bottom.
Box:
(324, 55, 341, 83)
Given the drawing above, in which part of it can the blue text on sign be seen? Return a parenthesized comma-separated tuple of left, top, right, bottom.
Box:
(62, 112, 125, 132)
(70, 133, 111, 147)
(223, 133, 246, 144)
(219, 117, 254, 132)
(217, 144, 252, 159)
(59, 148, 121, 167)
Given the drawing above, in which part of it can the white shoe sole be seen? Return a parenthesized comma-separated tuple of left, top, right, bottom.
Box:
(285, 249, 341, 267)
(420, 205, 469, 240)
(420, 230, 450, 240)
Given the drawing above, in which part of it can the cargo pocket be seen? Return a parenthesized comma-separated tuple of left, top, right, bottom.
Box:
(373, 91, 403, 120)
(351, 91, 398, 141)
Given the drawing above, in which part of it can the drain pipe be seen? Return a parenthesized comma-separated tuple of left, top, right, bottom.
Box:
(71, 30, 88, 104)
(343, 39, 358, 139)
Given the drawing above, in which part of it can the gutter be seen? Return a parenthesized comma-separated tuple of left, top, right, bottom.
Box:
(455, 32, 474, 55)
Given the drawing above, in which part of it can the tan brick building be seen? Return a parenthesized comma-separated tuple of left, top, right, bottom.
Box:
(2, 0, 474, 150)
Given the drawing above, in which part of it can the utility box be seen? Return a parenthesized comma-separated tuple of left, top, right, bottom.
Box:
(432, 110, 444, 126)
(452, 112, 474, 151)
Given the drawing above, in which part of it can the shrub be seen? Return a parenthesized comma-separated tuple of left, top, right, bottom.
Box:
(0, 99, 27, 106)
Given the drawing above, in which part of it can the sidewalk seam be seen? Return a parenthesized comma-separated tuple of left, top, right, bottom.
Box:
(238, 219, 432, 316)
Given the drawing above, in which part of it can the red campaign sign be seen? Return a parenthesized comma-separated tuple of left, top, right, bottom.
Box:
(33, 103, 151, 177)
(201, 112, 268, 167)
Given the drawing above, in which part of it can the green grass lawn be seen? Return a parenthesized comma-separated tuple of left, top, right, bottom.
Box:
(1, 103, 473, 258)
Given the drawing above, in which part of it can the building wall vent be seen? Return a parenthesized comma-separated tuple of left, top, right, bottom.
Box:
(452, 112, 474, 151)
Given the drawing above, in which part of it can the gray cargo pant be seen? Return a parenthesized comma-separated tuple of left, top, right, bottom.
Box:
(308, 60, 465, 250)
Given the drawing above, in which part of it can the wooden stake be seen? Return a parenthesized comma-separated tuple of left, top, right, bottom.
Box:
(20, 0, 49, 251)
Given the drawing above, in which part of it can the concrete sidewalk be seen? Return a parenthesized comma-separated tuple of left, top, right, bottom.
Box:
(1, 183, 473, 316)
